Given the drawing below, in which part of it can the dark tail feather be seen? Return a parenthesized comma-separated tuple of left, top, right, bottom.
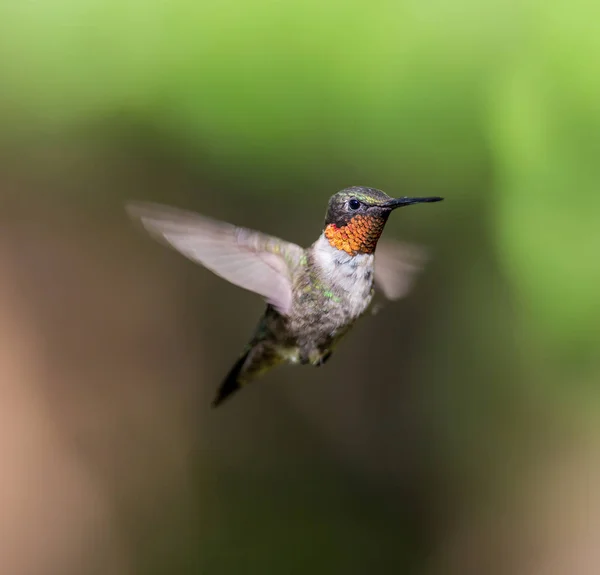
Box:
(212, 350, 250, 408)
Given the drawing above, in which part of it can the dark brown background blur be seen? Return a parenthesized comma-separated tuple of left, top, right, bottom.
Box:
(0, 2, 599, 573)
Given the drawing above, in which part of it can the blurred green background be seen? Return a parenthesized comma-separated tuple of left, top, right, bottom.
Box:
(0, 1, 599, 574)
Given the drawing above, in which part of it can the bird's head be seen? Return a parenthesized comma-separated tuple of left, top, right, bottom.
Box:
(323, 186, 443, 255)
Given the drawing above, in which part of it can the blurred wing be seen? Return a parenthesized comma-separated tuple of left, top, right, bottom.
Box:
(374, 240, 431, 301)
(126, 202, 303, 316)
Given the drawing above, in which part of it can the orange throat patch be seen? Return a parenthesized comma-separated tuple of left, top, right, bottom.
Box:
(324, 215, 386, 255)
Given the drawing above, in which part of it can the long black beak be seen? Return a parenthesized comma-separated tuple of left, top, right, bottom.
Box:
(384, 196, 444, 209)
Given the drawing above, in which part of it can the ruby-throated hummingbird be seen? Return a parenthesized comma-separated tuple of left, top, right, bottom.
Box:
(127, 186, 442, 407)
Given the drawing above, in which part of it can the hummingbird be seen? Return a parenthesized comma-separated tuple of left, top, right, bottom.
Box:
(126, 186, 443, 407)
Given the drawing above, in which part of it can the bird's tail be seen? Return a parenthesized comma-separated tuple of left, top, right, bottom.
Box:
(212, 350, 250, 408)
(212, 343, 283, 407)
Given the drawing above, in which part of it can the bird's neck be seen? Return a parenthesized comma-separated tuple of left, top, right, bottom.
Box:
(309, 234, 375, 292)
(323, 214, 386, 256)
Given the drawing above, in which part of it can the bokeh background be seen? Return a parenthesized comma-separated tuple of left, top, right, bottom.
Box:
(0, 1, 599, 573)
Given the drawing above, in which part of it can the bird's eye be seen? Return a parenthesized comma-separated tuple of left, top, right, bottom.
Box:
(348, 199, 361, 210)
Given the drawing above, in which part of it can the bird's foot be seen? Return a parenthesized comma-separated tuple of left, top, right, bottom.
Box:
(299, 349, 332, 367)
(315, 351, 332, 367)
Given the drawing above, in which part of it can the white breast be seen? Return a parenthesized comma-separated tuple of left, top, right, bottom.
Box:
(311, 234, 375, 318)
